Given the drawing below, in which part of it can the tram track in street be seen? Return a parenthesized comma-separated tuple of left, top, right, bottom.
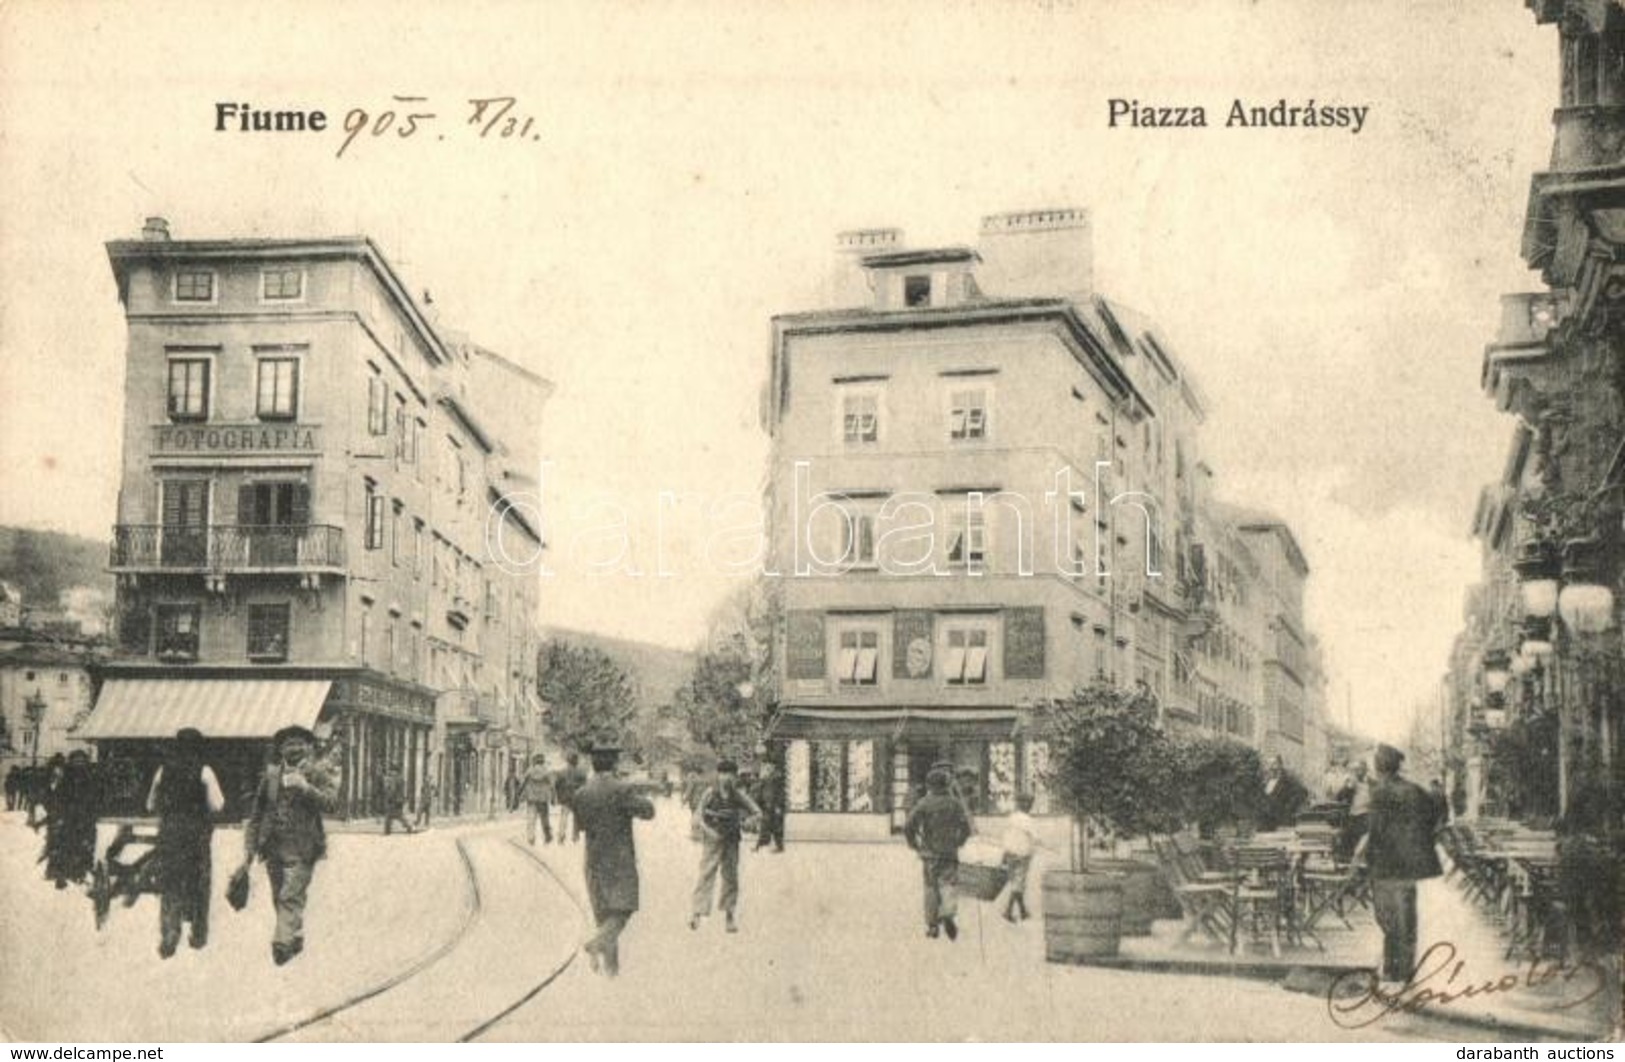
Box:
(251, 831, 584, 1043)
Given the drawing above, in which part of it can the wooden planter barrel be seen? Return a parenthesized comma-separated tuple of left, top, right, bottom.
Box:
(1041, 869, 1124, 963)
(1087, 858, 1163, 936)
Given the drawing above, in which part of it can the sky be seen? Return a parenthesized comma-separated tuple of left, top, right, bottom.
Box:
(0, 0, 1559, 745)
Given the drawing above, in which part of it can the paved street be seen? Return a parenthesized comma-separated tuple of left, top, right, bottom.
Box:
(0, 803, 1509, 1042)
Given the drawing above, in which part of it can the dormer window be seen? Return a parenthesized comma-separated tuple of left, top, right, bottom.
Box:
(904, 274, 932, 308)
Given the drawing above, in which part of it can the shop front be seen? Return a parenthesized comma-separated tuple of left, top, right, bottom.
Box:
(770, 707, 1051, 841)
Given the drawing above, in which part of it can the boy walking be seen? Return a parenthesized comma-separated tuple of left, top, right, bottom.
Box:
(1001, 792, 1038, 923)
(689, 759, 761, 933)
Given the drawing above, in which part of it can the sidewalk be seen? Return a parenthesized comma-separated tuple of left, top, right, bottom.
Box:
(1059, 862, 1619, 1041)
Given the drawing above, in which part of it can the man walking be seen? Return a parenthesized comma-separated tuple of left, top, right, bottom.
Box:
(690, 759, 761, 933)
(552, 751, 587, 843)
(522, 753, 555, 845)
(903, 765, 973, 941)
(381, 766, 414, 835)
(241, 725, 338, 965)
(415, 773, 437, 830)
(567, 742, 655, 976)
(1355, 744, 1444, 985)
(751, 760, 786, 853)
(147, 728, 225, 957)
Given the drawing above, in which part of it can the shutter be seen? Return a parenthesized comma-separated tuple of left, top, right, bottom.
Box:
(1003, 607, 1046, 679)
(290, 483, 311, 526)
(785, 610, 825, 681)
(162, 482, 184, 527)
(892, 610, 933, 678)
(238, 484, 256, 526)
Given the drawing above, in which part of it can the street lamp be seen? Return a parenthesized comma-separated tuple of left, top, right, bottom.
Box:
(23, 691, 45, 765)
(1483, 649, 1513, 695)
(1515, 539, 1562, 619)
(1556, 536, 1616, 634)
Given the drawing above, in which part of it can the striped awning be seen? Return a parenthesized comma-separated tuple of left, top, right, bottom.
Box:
(76, 678, 332, 740)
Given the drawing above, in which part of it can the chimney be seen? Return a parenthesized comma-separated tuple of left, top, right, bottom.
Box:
(976, 208, 1092, 300)
(141, 217, 171, 242)
(828, 227, 903, 307)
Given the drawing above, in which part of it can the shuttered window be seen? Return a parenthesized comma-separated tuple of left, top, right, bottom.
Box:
(1003, 607, 1046, 679)
(785, 611, 825, 680)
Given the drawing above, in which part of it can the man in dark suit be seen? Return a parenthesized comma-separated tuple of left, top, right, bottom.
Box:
(903, 765, 973, 941)
(1355, 744, 1443, 984)
(1259, 755, 1308, 831)
(241, 725, 338, 965)
(566, 742, 655, 976)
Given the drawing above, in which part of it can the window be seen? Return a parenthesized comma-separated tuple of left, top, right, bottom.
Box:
(256, 357, 299, 419)
(835, 628, 880, 686)
(839, 512, 877, 567)
(155, 604, 200, 661)
(174, 270, 214, 302)
(367, 372, 389, 435)
(949, 388, 988, 441)
(262, 268, 303, 301)
(394, 397, 408, 463)
(904, 274, 932, 307)
(943, 625, 991, 685)
(412, 519, 425, 576)
(160, 480, 209, 566)
(413, 419, 427, 481)
(947, 508, 986, 568)
(365, 481, 385, 550)
(359, 605, 371, 666)
(385, 621, 397, 676)
(167, 358, 210, 420)
(247, 604, 290, 661)
(841, 391, 879, 444)
(390, 501, 404, 565)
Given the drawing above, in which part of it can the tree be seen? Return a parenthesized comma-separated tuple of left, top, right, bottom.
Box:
(536, 640, 638, 754)
(1169, 731, 1265, 838)
(1036, 680, 1184, 869)
(676, 650, 764, 759)
(675, 580, 781, 760)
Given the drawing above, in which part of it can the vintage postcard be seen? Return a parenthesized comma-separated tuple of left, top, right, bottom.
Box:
(0, 0, 1619, 1045)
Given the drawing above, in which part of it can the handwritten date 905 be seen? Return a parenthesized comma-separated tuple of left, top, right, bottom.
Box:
(335, 96, 540, 159)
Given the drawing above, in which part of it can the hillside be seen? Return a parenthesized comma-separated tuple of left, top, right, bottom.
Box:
(540, 627, 695, 711)
(0, 526, 112, 609)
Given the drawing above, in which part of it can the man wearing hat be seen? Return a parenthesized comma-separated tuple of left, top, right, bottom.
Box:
(241, 724, 338, 965)
(903, 763, 973, 940)
(521, 753, 555, 846)
(1354, 744, 1444, 985)
(689, 759, 762, 933)
(565, 741, 655, 976)
(146, 728, 225, 957)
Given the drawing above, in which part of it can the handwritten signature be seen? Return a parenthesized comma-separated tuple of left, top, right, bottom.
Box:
(1325, 941, 1609, 1029)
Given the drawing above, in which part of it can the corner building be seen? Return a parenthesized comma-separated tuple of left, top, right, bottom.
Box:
(764, 210, 1327, 838)
(85, 219, 548, 817)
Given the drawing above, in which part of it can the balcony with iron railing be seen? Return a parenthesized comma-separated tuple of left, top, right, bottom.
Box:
(110, 524, 346, 574)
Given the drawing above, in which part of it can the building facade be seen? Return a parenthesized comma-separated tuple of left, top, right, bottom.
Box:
(85, 219, 548, 817)
(1445, 0, 1625, 824)
(0, 639, 100, 777)
(763, 209, 1327, 837)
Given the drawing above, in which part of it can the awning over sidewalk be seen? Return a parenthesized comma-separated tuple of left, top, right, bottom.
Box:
(77, 678, 332, 740)
(771, 707, 1021, 742)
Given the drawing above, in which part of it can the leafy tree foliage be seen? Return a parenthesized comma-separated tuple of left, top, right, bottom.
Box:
(1168, 731, 1265, 837)
(1037, 681, 1184, 861)
(537, 639, 638, 754)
